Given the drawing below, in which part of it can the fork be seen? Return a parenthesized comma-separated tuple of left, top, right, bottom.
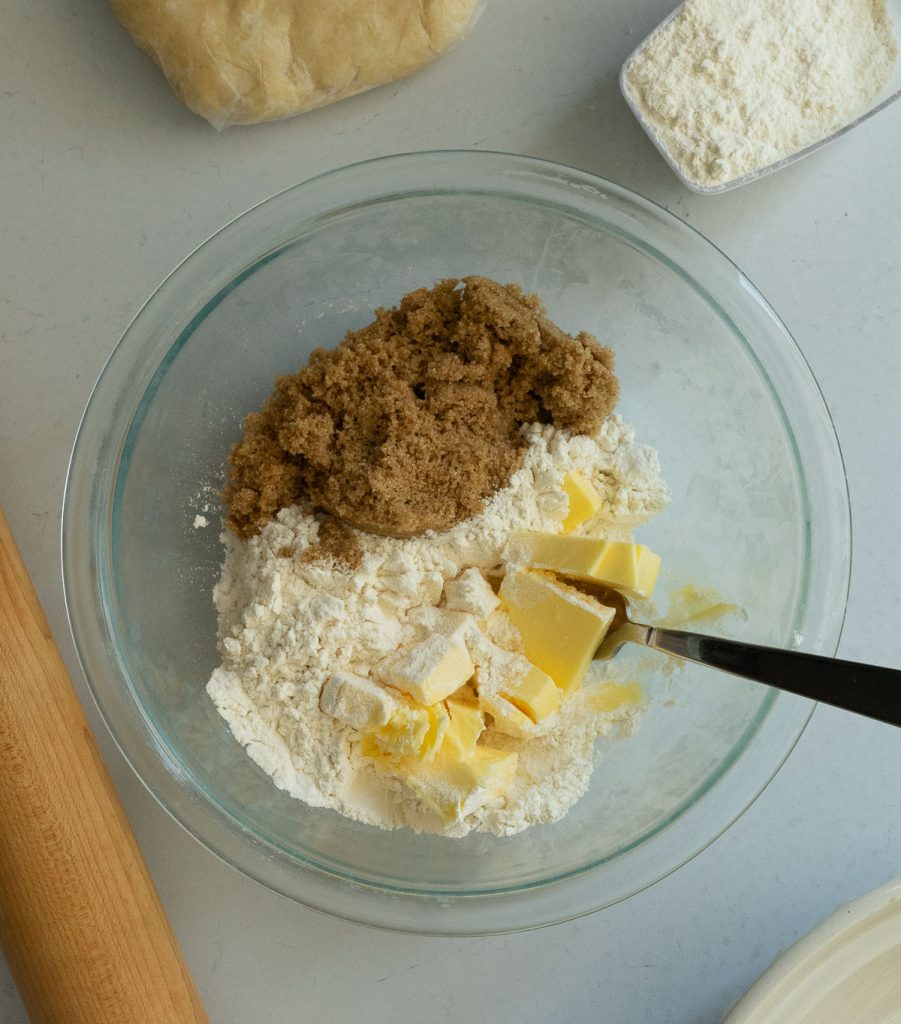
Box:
(593, 586, 901, 729)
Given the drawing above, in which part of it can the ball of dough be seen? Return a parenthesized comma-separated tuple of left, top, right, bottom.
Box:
(111, 0, 483, 127)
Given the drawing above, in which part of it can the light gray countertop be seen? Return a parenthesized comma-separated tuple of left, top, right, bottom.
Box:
(2, 1, 899, 1021)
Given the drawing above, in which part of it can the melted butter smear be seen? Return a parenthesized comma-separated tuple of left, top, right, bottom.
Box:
(661, 584, 746, 628)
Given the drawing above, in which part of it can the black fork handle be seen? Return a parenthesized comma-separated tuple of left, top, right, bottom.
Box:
(645, 628, 901, 728)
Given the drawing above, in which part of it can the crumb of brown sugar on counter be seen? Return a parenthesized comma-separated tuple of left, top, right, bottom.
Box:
(223, 276, 619, 539)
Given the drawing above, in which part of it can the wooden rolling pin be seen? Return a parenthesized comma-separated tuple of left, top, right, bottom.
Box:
(0, 509, 209, 1024)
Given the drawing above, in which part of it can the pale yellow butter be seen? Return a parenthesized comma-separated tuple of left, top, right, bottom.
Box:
(418, 701, 451, 763)
(442, 699, 485, 760)
(481, 661, 560, 735)
(503, 664, 561, 723)
(561, 470, 603, 533)
(319, 670, 400, 730)
(467, 630, 533, 694)
(401, 747, 519, 823)
(480, 692, 536, 737)
(365, 702, 431, 758)
(467, 633, 545, 737)
(359, 689, 515, 823)
(378, 633, 475, 705)
(361, 726, 517, 823)
(506, 531, 661, 601)
(499, 569, 616, 695)
(363, 697, 469, 765)
(362, 697, 450, 762)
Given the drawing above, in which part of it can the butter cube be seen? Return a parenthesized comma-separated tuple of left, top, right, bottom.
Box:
(442, 699, 485, 760)
(465, 629, 534, 697)
(363, 699, 450, 762)
(367, 702, 431, 758)
(418, 701, 450, 763)
(361, 735, 517, 822)
(402, 747, 519, 823)
(561, 470, 603, 533)
(319, 671, 401, 730)
(443, 568, 500, 620)
(499, 569, 616, 695)
(481, 663, 560, 737)
(467, 633, 542, 737)
(505, 531, 661, 601)
(502, 664, 561, 723)
(378, 633, 475, 705)
(480, 692, 537, 737)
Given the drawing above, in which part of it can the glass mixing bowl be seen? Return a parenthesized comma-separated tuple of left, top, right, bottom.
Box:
(63, 151, 850, 934)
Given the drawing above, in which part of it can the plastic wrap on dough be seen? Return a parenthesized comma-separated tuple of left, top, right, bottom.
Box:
(111, 0, 485, 128)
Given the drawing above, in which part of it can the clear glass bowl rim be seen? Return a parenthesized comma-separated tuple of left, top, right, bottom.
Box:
(62, 150, 851, 935)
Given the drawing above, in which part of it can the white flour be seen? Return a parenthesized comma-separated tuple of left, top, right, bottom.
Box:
(207, 415, 669, 837)
(624, 0, 897, 187)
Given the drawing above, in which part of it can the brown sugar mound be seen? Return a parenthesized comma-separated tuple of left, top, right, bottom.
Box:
(224, 276, 619, 539)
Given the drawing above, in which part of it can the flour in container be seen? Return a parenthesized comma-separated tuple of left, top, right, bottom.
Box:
(624, 0, 898, 187)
